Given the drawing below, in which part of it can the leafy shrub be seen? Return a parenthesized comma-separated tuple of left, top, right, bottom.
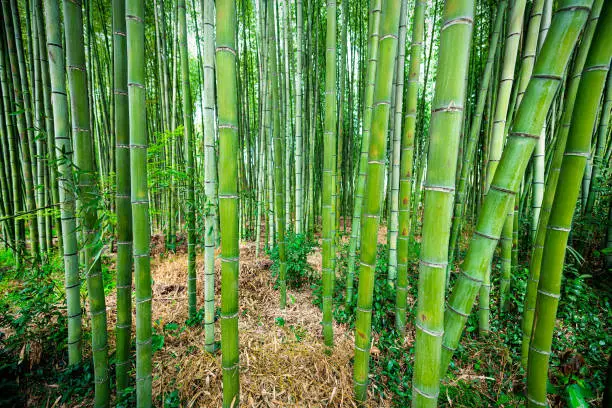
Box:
(268, 232, 315, 290)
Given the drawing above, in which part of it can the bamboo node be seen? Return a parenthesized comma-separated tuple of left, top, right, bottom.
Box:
(441, 16, 473, 31)
(526, 394, 548, 407)
(555, 5, 591, 14)
(220, 312, 239, 319)
(529, 345, 551, 356)
(563, 151, 589, 158)
(431, 103, 463, 114)
(547, 225, 570, 232)
(537, 289, 560, 299)
(532, 73, 563, 81)
(474, 230, 500, 241)
(446, 302, 469, 318)
(216, 46, 237, 55)
(128, 81, 145, 89)
(222, 363, 239, 371)
(489, 184, 516, 195)
(419, 259, 448, 269)
(459, 270, 483, 284)
(423, 184, 455, 193)
(126, 14, 144, 23)
(413, 384, 440, 399)
(415, 321, 443, 337)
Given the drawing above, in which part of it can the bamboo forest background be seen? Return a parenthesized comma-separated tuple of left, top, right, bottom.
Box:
(0, 0, 611, 407)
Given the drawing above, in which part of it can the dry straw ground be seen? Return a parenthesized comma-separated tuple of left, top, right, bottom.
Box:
(104, 240, 394, 407)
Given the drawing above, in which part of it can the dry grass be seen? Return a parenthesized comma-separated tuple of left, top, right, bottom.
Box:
(104, 240, 392, 407)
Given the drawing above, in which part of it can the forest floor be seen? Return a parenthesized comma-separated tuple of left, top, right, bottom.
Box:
(105, 240, 370, 407)
(1, 223, 609, 407)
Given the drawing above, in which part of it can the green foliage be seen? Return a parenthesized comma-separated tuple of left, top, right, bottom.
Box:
(0, 253, 95, 406)
(269, 232, 315, 290)
(313, 243, 398, 332)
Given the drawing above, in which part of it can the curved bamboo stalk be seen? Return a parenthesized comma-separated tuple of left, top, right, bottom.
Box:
(480, 0, 527, 336)
(520, 0, 603, 368)
(441, 0, 595, 378)
(526, 5, 611, 405)
(585, 70, 612, 213)
(448, 0, 506, 275)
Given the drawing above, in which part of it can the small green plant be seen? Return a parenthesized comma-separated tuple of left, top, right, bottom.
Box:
(268, 232, 315, 290)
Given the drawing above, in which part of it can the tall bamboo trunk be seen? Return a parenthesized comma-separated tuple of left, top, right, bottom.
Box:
(520, 0, 603, 368)
(395, 0, 425, 332)
(480, 0, 526, 336)
(442, 0, 595, 377)
(64, 0, 110, 404)
(345, 0, 382, 306)
(126, 0, 152, 405)
(113, 0, 132, 392)
(412, 0, 474, 405)
(216, 0, 241, 405)
(527, 5, 611, 405)
(44, 0, 82, 366)
(201, 0, 217, 354)
(353, 0, 401, 401)
(321, 0, 338, 348)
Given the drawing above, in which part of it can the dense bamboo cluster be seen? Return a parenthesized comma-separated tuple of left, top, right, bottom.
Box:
(0, 0, 610, 406)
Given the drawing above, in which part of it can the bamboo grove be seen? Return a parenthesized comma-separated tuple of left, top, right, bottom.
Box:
(0, 0, 611, 406)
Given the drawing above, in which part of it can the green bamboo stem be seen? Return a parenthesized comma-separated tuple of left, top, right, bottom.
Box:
(412, 0, 474, 405)
(269, 0, 287, 310)
(345, 0, 381, 306)
(201, 0, 216, 354)
(0, 12, 22, 265)
(294, 0, 304, 234)
(35, 0, 61, 254)
(520, 0, 603, 368)
(126, 0, 152, 405)
(353, 0, 401, 401)
(321, 0, 337, 348)
(387, 0, 407, 287)
(44, 0, 82, 365)
(2, 0, 39, 258)
(64, 0, 110, 404)
(585, 70, 612, 213)
(216, 0, 240, 405)
(178, 0, 196, 319)
(479, 0, 526, 336)
(281, 0, 292, 231)
(499, 201, 513, 311)
(395, 0, 425, 333)
(448, 0, 506, 273)
(32, 7, 47, 255)
(531, 0, 552, 243)
(526, 6, 611, 405)
(441, 0, 594, 377)
(113, 0, 132, 392)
